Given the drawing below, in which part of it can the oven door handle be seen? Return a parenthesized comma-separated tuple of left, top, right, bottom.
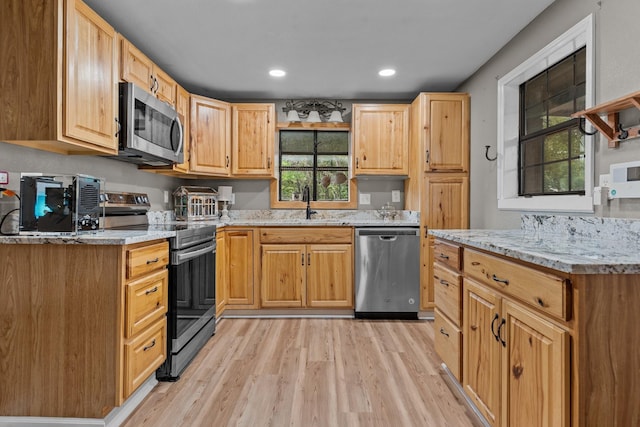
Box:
(173, 242, 216, 265)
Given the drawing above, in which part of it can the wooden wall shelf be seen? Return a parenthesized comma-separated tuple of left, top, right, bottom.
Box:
(573, 90, 640, 148)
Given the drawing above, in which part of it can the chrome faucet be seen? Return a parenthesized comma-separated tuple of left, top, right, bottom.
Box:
(302, 185, 317, 220)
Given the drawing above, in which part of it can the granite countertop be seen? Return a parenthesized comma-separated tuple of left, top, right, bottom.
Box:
(0, 210, 419, 245)
(429, 215, 640, 275)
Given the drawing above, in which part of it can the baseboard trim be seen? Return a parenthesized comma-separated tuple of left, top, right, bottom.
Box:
(0, 376, 157, 427)
(439, 363, 491, 427)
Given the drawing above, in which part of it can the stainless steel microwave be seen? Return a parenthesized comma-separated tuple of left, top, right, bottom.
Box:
(116, 82, 184, 166)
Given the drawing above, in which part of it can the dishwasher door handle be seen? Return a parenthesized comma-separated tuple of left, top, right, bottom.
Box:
(378, 235, 398, 241)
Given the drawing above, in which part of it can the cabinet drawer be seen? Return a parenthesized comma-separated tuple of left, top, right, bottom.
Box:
(125, 269, 168, 338)
(433, 264, 462, 326)
(433, 240, 461, 271)
(434, 309, 462, 381)
(259, 227, 352, 244)
(124, 318, 166, 398)
(126, 241, 169, 279)
(464, 249, 569, 321)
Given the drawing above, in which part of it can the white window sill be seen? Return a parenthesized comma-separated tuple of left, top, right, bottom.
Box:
(498, 195, 594, 212)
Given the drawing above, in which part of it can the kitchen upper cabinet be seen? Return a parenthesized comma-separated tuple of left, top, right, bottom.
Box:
(231, 103, 275, 177)
(120, 36, 176, 106)
(190, 95, 231, 176)
(0, 0, 118, 155)
(352, 104, 410, 175)
(417, 93, 470, 172)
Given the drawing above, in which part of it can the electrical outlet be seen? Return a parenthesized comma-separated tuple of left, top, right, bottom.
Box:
(0, 171, 8, 185)
(392, 190, 400, 203)
(163, 190, 169, 203)
(359, 193, 371, 205)
(230, 193, 235, 205)
(599, 174, 611, 187)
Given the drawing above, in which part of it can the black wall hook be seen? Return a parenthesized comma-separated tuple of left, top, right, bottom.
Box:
(617, 123, 629, 140)
(485, 145, 497, 161)
(578, 117, 598, 136)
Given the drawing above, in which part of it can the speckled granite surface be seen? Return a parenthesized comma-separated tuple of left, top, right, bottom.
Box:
(430, 215, 640, 274)
(0, 210, 419, 244)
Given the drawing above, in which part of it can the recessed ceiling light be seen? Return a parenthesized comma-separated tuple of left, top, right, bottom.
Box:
(269, 69, 286, 77)
(378, 68, 396, 77)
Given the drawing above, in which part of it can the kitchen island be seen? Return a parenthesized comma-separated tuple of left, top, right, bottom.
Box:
(429, 215, 640, 427)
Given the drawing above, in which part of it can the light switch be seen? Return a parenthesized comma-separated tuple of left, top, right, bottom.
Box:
(392, 190, 400, 203)
(359, 193, 371, 205)
(0, 171, 8, 185)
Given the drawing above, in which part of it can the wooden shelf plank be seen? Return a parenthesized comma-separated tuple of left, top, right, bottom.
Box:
(573, 90, 640, 116)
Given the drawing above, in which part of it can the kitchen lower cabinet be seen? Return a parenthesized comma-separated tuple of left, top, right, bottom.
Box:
(432, 238, 640, 427)
(0, 0, 119, 155)
(215, 229, 228, 317)
(225, 228, 258, 308)
(261, 243, 353, 308)
(259, 228, 354, 309)
(0, 239, 169, 418)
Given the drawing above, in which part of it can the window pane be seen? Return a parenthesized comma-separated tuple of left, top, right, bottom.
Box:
(281, 154, 313, 167)
(548, 59, 573, 96)
(316, 172, 349, 201)
(547, 91, 574, 125)
(524, 74, 546, 108)
(571, 158, 585, 191)
(522, 137, 543, 166)
(570, 128, 584, 157)
(280, 131, 313, 153)
(317, 132, 348, 153)
(317, 154, 348, 168)
(544, 162, 569, 193)
(575, 83, 586, 112)
(544, 131, 569, 162)
(280, 170, 313, 201)
(525, 102, 547, 134)
(522, 165, 543, 194)
(575, 48, 586, 84)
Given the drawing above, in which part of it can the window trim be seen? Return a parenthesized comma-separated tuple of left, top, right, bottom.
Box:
(497, 14, 594, 212)
(270, 125, 357, 209)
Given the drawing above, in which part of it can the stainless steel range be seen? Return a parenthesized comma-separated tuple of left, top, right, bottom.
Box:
(101, 191, 216, 381)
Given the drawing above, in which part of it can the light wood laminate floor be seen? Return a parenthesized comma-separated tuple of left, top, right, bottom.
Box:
(123, 318, 478, 427)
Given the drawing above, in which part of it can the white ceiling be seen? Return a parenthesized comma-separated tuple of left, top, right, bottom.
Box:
(84, 0, 556, 101)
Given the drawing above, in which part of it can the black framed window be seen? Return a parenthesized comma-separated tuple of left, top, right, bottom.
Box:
(278, 130, 349, 201)
(519, 47, 586, 196)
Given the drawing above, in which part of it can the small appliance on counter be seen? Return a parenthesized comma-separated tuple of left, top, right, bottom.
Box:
(173, 186, 218, 221)
(19, 173, 104, 235)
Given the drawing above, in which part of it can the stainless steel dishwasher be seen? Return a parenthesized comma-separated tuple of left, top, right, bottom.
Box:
(355, 227, 420, 319)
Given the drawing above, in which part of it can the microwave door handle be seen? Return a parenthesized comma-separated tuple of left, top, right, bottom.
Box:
(172, 116, 183, 157)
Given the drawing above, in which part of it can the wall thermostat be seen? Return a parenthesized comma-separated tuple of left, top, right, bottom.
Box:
(609, 161, 640, 199)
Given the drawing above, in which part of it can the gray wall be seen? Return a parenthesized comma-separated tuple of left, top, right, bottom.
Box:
(458, 0, 640, 228)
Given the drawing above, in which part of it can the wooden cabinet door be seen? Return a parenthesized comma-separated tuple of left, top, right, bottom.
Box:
(120, 37, 154, 94)
(154, 66, 177, 106)
(226, 229, 254, 305)
(352, 104, 409, 175)
(232, 103, 275, 176)
(464, 278, 502, 427)
(424, 94, 469, 172)
(64, 0, 118, 151)
(501, 301, 569, 427)
(420, 232, 434, 310)
(215, 230, 227, 317)
(306, 244, 353, 308)
(190, 95, 231, 175)
(424, 174, 469, 230)
(174, 85, 190, 172)
(261, 244, 305, 308)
